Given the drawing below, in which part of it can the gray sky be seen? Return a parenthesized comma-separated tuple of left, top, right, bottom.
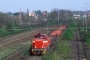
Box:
(0, 0, 90, 13)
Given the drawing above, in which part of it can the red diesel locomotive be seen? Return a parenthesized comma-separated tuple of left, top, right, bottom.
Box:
(30, 25, 67, 55)
(31, 33, 52, 55)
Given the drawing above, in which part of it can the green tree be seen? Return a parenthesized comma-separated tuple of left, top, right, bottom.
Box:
(13, 12, 20, 16)
(6, 23, 13, 32)
(35, 10, 42, 15)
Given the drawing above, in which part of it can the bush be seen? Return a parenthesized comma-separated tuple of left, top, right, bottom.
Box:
(43, 40, 72, 60)
(62, 22, 76, 40)
(0, 27, 10, 37)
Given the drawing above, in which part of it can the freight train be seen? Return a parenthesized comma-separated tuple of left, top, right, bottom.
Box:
(30, 25, 67, 55)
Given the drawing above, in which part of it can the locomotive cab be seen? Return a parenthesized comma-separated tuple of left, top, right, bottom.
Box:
(31, 33, 51, 55)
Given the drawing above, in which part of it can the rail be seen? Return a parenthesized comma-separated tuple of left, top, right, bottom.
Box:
(0, 45, 28, 60)
(76, 29, 88, 60)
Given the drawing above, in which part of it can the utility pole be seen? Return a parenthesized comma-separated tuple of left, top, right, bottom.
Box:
(85, 3, 89, 32)
(83, 11, 84, 29)
(58, 10, 61, 26)
(27, 8, 29, 19)
(20, 8, 22, 24)
(83, 7, 85, 29)
(85, 3, 89, 41)
(66, 10, 67, 24)
(58, 10, 60, 23)
(46, 12, 49, 34)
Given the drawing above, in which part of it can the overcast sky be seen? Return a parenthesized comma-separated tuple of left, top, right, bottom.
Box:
(0, 0, 90, 13)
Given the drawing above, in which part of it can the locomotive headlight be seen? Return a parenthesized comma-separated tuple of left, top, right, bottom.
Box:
(33, 41, 35, 43)
(32, 49, 34, 51)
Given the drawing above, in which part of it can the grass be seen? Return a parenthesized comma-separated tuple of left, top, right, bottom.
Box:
(0, 44, 22, 59)
(0, 27, 36, 37)
(62, 22, 76, 40)
(0, 20, 60, 37)
(79, 28, 90, 47)
(0, 24, 56, 59)
(43, 39, 72, 60)
(86, 38, 90, 47)
(56, 40, 72, 60)
(0, 41, 31, 59)
(42, 22, 76, 60)
(62, 29, 74, 40)
(43, 51, 55, 60)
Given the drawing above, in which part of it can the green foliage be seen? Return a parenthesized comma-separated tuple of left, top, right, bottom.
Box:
(63, 29, 73, 40)
(0, 20, 21, 37)
(0, 26, 10, 37)
(0, 41, 31, 59)
(6, 23, 13, 32)
(62, 22, 77, 40)
(47, 20, 59, 26)
(78, 20, 90, 46)
(69, 22, 77, 28)
(0, 29, 10, 37)
(14, 20, 18, 27)
(49, 9, 74, 24)
(0, 44, 23, 59)
(0, 26, 20, 37)
(11, 27, 20, 34)
(86, 38, 90, 46)
(35, 10, 42, 15)
(13, 12, 20, 16)
(43, 40, 72, 60)
(23, 50, 28, 56)
(43, 51, 55, 60)
(0, 12, 7, 16)
(56, 41, 71, 59)
(84, 29, 90, 46)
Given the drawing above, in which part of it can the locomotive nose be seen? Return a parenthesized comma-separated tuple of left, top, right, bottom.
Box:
(32, 49, 47, 55)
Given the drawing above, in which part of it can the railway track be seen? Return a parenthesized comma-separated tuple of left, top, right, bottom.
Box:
(0, 29, 44, 60)
(0, 45, 28, 60)
(0, 28, 54, 60)
(0, 26, 61, 60)
(76, 30, 88, 60)
(0, 29, 35, 41)
(0, 28, 46, 49)
(17, 26, 67, 60)
(0, 29, 40, 42)
(0, 26, 57, 48)
(27, 56, 42, 60)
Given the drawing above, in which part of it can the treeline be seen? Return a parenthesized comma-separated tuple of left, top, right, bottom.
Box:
(77, 19, 90, 46)
(0, 9, 74, 37)
(0, 12, 19, 36)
